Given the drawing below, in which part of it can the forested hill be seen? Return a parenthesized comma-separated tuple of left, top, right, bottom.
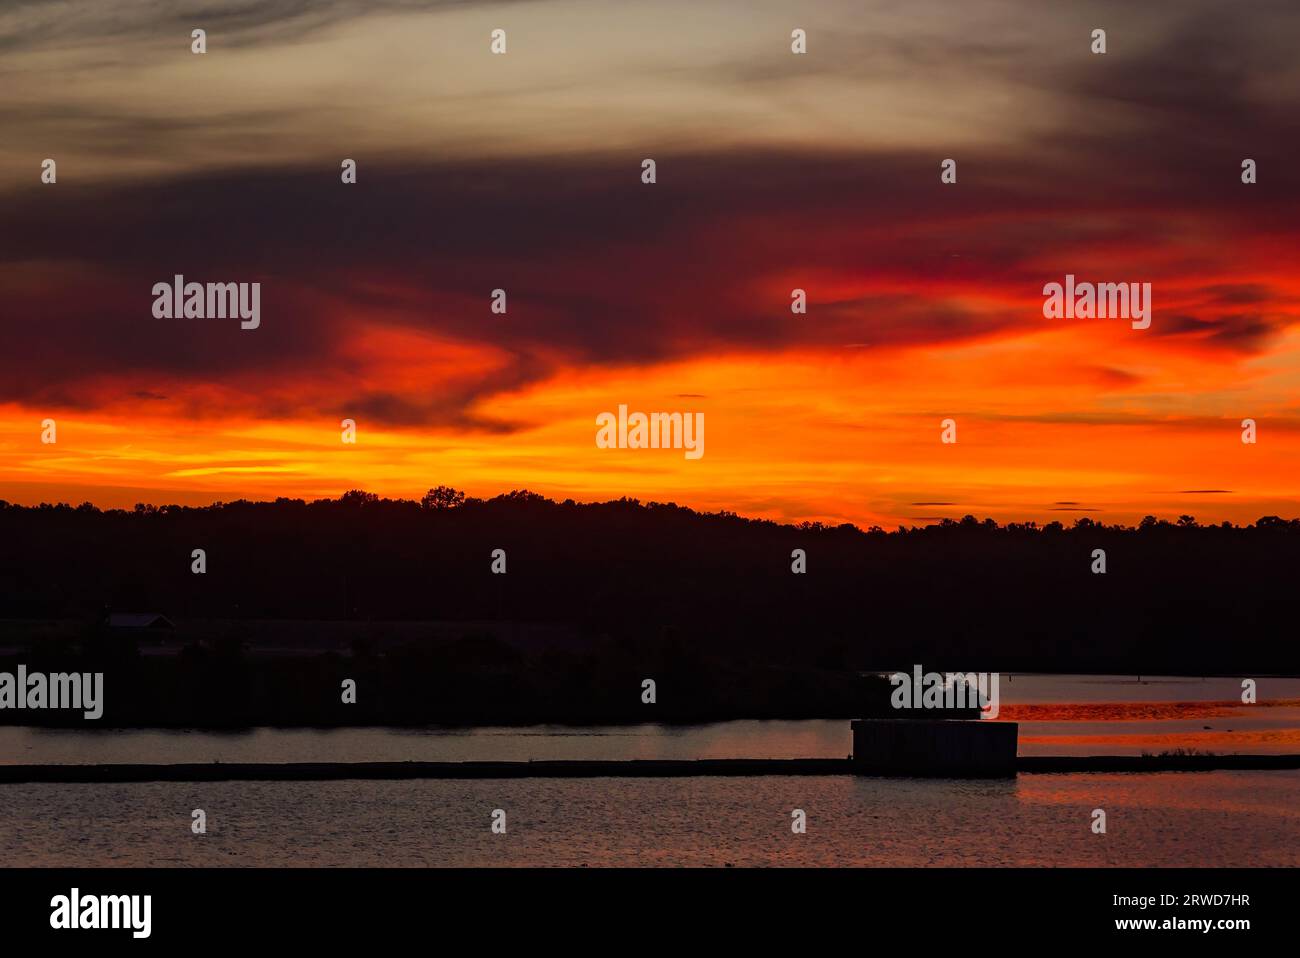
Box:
(2, 490, 1298, 673)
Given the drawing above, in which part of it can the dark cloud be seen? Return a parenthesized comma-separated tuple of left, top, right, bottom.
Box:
(0, 151, 1036, 423)
(1201, 284, 1274, 306)
(1, 142, 1294, 425)
(0, 0, 500, 53)
(1, 0, 1297, 426)
(1054, 4, 1300, 175)
(1155, 313, 1278, 352)
(1091, 367, 1141, 387)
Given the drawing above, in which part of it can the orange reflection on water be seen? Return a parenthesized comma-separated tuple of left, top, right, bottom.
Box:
(997, 699, 1300, 722)
(1021, 727, 1300, 753)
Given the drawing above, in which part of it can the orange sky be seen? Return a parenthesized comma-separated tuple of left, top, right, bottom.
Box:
(6, 316, 1299, 528)
(1, 0, 1298, 527)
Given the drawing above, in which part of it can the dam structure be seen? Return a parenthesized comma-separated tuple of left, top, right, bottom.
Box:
(2, 720, 1297, 782)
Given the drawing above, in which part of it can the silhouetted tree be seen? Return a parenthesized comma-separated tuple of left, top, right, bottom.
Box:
(421, 486, 466, 511)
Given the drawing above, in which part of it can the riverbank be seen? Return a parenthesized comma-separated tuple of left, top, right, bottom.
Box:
(4, 753, 1300, 783)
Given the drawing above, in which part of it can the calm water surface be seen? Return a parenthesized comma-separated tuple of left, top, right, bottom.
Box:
(3, 674, 1297, 763)
(2, 674, 1297, 867)
(1, 772, 1295, 866)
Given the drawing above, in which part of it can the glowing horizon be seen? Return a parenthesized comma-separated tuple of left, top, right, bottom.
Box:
(2, 0, 1298, 528)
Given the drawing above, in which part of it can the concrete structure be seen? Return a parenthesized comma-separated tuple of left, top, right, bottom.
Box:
(105, 613, 175, 630)
(851, 719, 1018, 777)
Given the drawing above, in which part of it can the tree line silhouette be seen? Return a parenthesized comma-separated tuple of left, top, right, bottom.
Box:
(1, 490, 1296, 725)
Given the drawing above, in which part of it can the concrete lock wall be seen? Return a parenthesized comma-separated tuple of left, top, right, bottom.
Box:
(851, 719, 1019, 777)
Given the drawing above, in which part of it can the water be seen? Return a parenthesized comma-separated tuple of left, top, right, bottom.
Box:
(2, 772, 1295, 866)
(3, 673, 1297, 764)
(994, 673, 1300, 756)
(2, 674, 1297, 866)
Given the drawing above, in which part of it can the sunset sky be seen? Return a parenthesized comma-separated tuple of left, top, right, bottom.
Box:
(2, 0, 1298, 527)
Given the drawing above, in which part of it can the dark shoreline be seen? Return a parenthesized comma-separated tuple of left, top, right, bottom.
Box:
(3, 754, 1299, 783)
